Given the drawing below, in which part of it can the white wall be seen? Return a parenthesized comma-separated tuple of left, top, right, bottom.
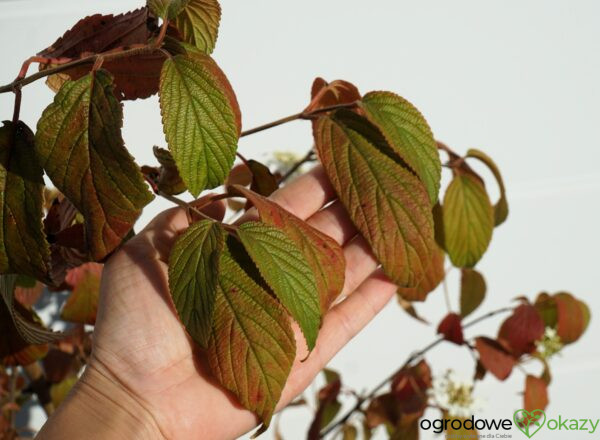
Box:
(1, 1, 599, 439)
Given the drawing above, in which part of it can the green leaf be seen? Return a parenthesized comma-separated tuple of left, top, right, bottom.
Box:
(230, 185, 345, 313)
(442, 172, 493, 267)
(0, 121, 50, 281)
(459, 268, 486, 318)
(61, 263, 103, 325)
(207, 248, 296, 427)
(361, 91, 441, 204)
(1, 274, 62, 345)
(174, 0, 221, 54)
(168, 219, 225, 347)
(237, 221, 321, 350)
(147, 0, 186, 19)
(466, 148, 508, 226)
(35, 70, 154, 261)
(159, 52, 241, 196)
(313, 110, 435, 288)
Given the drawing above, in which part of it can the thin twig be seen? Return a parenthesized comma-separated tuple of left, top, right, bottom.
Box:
(279, 149, 316, 184)
(318, 306, 514, 438)
(240, 101, 359, 138)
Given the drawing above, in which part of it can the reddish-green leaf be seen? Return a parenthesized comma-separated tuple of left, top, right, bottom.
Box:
(39, 9, 165, 100)
(173, 0, 221, 54)
(443, 172, 494, 267)
(305, 77, 361, 113)
(524, 375, 548, 412)
(61, 263, 103, 325)
(554, 292, 588, 344)
(498, 304, 545, 357)
(207, 248, 296, 427)
(0, 121, 50, 281)
(231, 185, 344, 313)
(437, 313, 464, 345)
(153, 146, 187, 195)
(391, 360, 432, 414)
(237, 221, 320, 350)
(159, 52, 241, 196)
(360, 91, 441, 204)
(459, 268, 486, 318)
(533, 292, 558, 328)
(168, 219, 224, 347)
(148, 0, 186, 19)
(397, 245, 445, 301)
(35, 70, 154, 261)
(475, 337, 514, 380)
(313, 110, 435, 288)
(466, 148, 508, 226)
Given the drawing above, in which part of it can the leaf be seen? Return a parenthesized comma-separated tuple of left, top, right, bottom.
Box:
(360, 91, 441, 204)
(168, 219, 225, 347)
(307, 370, 342, 439)
(247, 160, 279, 198)
(524, 375, 548, 412)
(554, 292, 588, 344)
(474, 337, 514, 380)
(342, 425, 358, 440)
(50, 374, 78, 408)
(396, 297, 429, 324)
(0, 121, 50, 281)
(444, 413, 478, 437)
(437, 313, 464, 345)
(173, 0, 221, 54)
(442, 172, 494, 267)
(147, 0, 187, 19)
(459, 269, 486, 318)
(207, 248, 296, 427)
(159, 52, 241, 196)
(237, 221, 321, 350)
(154, 146, 187, 195)
(35, 70, 153, 261)
(397, 245, 445, 301)
(466, 148, 508, 226)
(39, 8, 165, 100)
(391, 360, 432, 414)
(230, 185, 345, 313)
(313, 110, 435, 287)
(305, 77, 360, 113)
(498, 304, 545, 357)
(61, 263, 103, 325)
(14, 276, 44, 308)
(533, 292, 557, 328)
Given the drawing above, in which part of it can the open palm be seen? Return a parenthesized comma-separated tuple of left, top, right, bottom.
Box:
(88, 166, 397, 439)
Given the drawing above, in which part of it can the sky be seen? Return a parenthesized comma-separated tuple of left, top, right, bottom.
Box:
(1, 1, 599, 439)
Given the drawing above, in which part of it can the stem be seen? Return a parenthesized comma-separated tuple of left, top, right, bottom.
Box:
(240, 101, 359, 138)
(318, 306, 514, 438)
(279, 149, 316, 184)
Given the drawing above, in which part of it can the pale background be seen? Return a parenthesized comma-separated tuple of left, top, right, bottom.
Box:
(1, 1, 599, 439)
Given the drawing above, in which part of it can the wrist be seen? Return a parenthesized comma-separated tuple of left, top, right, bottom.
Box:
(37, 360, 164, 440)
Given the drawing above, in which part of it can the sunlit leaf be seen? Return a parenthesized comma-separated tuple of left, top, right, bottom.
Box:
(148, 0, 186, 19)
(397, 245, 445, 301)
(168, 219, 224, 347)
(361, 91, 441, 204)
(159, 51, 241, 196)
(50, 374, 78, 408)
(207, 248, 296, 427)
(459, 269, 486, 318)
(466, 148, 508, 226)
(0, 121, 50, 281)
(237, 221, 320, 350)
(498, 304, 545, 357)
(173, 0, 221, 54)
(313, 110, 435, 288)
(61, 263, 103, 325)
(231, 185, 345, 313)
(35, 70, 154, 261)
(437, 313, 464, 345)
(475, 337, 514, 380)
(524, 375, 548, 413)
(443, 172, 493, 267)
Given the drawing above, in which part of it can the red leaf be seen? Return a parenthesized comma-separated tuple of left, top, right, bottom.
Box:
(524, 375, 548, 412)
(61, 263, 103, 325)
(38, 8, 165, 100)
(555, 292, 588, 344)
(305, 77, 360, 113)
(391, 360, 432, 414)
(475, 337, 515, 380)
(437, 313, 464, 345)
(498, 304, 545, 357)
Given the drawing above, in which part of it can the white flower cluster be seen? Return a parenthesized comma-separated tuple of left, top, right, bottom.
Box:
(429, 370, 483, 418)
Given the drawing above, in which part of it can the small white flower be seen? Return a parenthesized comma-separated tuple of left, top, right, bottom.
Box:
(429, 370, 483, 418)
(535, 326, 563, 359)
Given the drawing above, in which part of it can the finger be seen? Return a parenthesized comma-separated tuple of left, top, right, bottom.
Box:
(337, 236, 379, 298)
(304, 200, 357, 246)
(239, 165, 336, 224)
(280, 268, 396, 406)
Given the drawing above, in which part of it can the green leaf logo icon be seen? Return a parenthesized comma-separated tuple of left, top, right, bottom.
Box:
(513, 409, 546, 438)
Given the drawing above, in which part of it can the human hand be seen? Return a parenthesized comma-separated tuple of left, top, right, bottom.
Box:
(38, 166, 397, 440)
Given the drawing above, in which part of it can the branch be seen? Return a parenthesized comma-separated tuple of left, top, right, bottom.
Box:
(279, 149, 316, 184)
(240, 101, 359, 138)
(318, 306, 514, 438)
